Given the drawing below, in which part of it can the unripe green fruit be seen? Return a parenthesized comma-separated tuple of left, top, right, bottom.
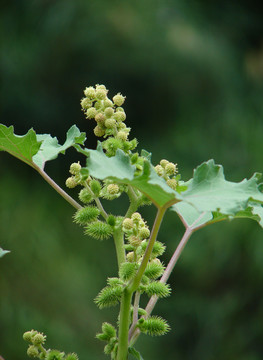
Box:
(107, 184, 119, 195)
(70, 162, 81, 175)
(46, 350, 65, 360)
(104, 107, 114, 118)
(113, 93, 125, 106)
(66, 176, 77, 188)
(86, 107, 97, 119)
(94, 125, 105, 137)
(80, 98, 92, 109)
(32, 333, 46, 345)
(166, 178, 177, 190)
(139, 227, 151, 239)
(74, 206, 100, 224)
(96, 88, 107, 100)
(122, 218, 134, 230)
(113, 111, 126, 122)
(27, 345, 39, 358)
(165, 162, 177, 176)
(78, 188, 93, 203)
(116, 106, 125, 112)
(104, 118, 116, 129)
(107, 215, 116, 226)
(65, 353, 79, 360)
(160, 159, 169, 168)
(116, 131, 128, 141)
(155, 165, 164, 176)
(84, 86, 96, 98)
(90, 179, 101, 196)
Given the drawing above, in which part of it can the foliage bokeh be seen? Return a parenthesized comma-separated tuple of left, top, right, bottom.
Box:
(1, 1, 263, 359)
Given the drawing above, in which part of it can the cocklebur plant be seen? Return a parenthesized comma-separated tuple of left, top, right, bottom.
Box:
(1, 84, 263, 359)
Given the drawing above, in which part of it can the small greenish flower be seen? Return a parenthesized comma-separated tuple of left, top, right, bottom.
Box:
(65, 176, 78, 188)
(107, 184, 120, 195)
(86, 107, 97, 119)
(113, 93, 125, 106)
(84, 86, 96, 98)
(27, 345, 39, 358)
(69, 162, 81, 175)
(94, 125, 105, 137)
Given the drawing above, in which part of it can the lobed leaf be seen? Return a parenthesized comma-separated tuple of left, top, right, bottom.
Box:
(0, 124, 86, 171)
(172, 160, 263, 229)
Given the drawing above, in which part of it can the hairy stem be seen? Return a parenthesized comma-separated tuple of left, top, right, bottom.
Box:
(128, 292, 140, 342)
(113, 226, 126, 268)
(37, 168, 82, 210)
(125, 185, 139, 218)
(128, 206, 166, 293)
(117, 289, 133, 360)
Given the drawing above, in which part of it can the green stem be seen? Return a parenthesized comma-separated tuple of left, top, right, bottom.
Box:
(37, 168, 82, 210)
(128, 206, 166, 293)
(125, 185, 139, 218)
(117, 289, 133, 360)
(113, 226, 126, 268)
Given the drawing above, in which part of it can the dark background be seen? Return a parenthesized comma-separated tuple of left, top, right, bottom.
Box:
(1, 1, 263, 359)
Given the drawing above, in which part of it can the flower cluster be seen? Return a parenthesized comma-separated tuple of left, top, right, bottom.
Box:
(23, 330, 78, 360)
(154, 159, 179, 190)
(80, 84, 137, 156)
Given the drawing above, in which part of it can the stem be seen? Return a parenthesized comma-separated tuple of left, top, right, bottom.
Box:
(128, 292, 140, 342)
(117, 289, 133, 360)
(113, 226, 126, 268)
(125, 185, 139, 218)
(128, 206, 166, 293)
(94, 197, 108, 220)
(36, 168, 82, 210)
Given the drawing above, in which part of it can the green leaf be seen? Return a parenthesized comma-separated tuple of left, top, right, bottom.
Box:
(0, 124, 41, 167)
(0, 247, 10, 258)
(0, 124, 86, 170)
(33, 125, 86, 169)
(75, 144, 180, 207)
(172, 160, 263, 229)
(128, 347, 144, 360)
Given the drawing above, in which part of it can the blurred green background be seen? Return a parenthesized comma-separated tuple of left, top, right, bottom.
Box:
(1, 1, 263, 359)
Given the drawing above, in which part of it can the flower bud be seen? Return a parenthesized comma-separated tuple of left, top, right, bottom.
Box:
(95, 113, 105, 124)
(32, 333, 46, 345)
(159, 159, 168, 168)
(104, 107, 114, 118)
(66, 176, 77, 188)
(65, 353, 79, 360)
(70, 162, 81, 175)
(23, 331, 35, 342)
(139, 227, 150, 239)
(104, 99, 114, 108)
(166, 178, 177, 190)
(113, 93, 125, 106)
(122, 218, 134, 230)
(94, 125, 105, 137)
(84, 86, 96, 98)
(131, 212, 142, 222)
(107, 184, 119, 195)
(86, 107, 97, 119)
(126, 251, 135, 262)
(80, 98, 92, 109)
(129, 235, 141, 247)
(96, 88, 107, 100)
(165, 162, 177, 176)
(104, 118, 116, 129)
(27, 345, 39, 358)
(116, 131, 128, 141)
(155, 165, 164, 176)
(113, 111, 126, 122)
